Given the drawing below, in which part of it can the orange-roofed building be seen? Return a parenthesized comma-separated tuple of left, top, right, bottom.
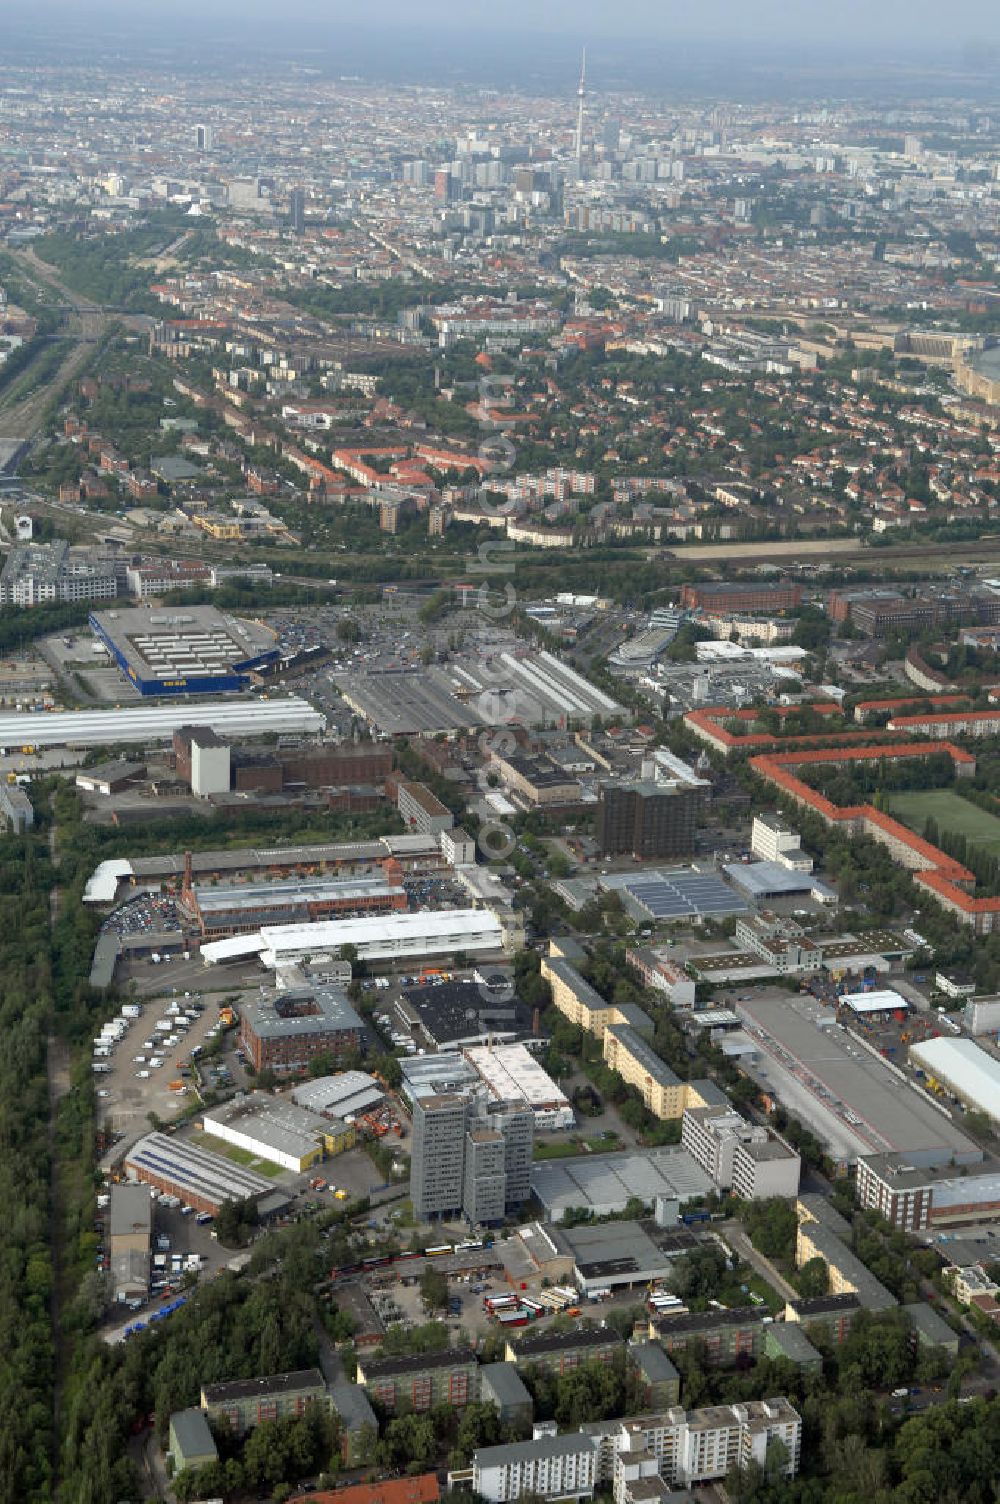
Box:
(291, 1475, 440, 1504)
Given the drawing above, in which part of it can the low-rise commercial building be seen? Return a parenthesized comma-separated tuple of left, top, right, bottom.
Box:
(204, 908, 506, 969)
(201, 1092, 354, 1173)
(123, 1131, 280, 1216)
(356, 1347, 478, 1414)
(909, 1036, 1000, 1129)
(168, 1408, 218, 1474)
(183, 874, 407, 939)
(108, 1182, 153, 1257)
(464, 1042, 574, 1130)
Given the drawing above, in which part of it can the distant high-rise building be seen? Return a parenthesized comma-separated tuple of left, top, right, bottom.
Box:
(574, 48, 587, 180)
(904, 134, 922, 159)
(434, 168, 453, 202)
(603, 118, 620, 152)
(195, 123, 213, 152)
(289, 187, 305, 234)
(596, 781, 700, 860)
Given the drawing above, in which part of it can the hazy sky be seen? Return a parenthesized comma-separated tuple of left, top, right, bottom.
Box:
(9, 0, 1000, 48)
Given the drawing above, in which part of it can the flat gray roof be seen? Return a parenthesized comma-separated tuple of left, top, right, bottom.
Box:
(736, 992, 976, 1163)
(240, 985, 364, 1041)
(531, 1146, 712, 1219)
(109, 1183, 153, 1238)
(474, 1433, 598, 1468)
(170, 1407, 217, 1462)
(478, 1361, 533, 1408)
(192, 876, 396, 913)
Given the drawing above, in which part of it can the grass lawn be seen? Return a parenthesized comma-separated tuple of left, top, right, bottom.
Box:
(885, 790, 1000, 859)
(533, 1132, 623, 1161)
(191, 1131, 284, 1178)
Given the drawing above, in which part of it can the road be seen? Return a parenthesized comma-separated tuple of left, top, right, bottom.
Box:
(719, 1220, 800, 1304)
(0, 248, 108, 469)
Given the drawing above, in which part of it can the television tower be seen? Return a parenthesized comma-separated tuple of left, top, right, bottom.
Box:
(574, 47, 587, 180)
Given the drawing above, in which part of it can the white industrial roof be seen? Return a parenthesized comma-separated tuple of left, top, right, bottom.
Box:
(910, 1036, 1000, 1121)
(0, 696, 324, 748)
(464, 1043, 570, 1110)
(262, 909, 499, 951)
(201, 933, 267, 962)
(842, 989, 910, 1015)
(203, 908, 503, 966)
(84, 858, 134, 903)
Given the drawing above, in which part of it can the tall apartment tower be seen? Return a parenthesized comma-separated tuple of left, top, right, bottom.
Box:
(596, 781, 699, 860)
(411, 1094, 468, 1221)
(411, 1093, 534, 1225)
(289, 188, 305, 234)
(195, 123, 213, 152)
(463, 1128, 506, 1224)
(494, 1101, 533, 1207)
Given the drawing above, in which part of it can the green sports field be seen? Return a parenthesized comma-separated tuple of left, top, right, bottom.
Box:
(885, 790, 1000, 859)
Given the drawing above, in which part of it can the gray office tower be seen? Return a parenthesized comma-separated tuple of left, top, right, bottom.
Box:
(411, 1092, 534, 1225)
(411, 1094, 467, 1221)
(289, 188, 305, 234)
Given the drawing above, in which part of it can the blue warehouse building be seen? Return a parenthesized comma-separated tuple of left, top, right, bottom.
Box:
(89, 605, 279, 698)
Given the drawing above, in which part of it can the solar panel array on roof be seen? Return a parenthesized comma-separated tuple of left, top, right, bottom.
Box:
(622, 870, 747, 921)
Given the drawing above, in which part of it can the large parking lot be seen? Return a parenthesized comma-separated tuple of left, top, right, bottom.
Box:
(95, 988, 245, 1151)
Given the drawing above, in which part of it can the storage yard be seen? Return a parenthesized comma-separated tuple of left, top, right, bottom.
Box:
(735, 991, 978, 1167)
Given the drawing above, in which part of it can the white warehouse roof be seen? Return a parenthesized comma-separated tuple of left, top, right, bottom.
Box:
(909, 1036, 1000, 1124)
(465, 1042, 572, 1114)
(0, 696, 324, 749)
(202, 909, 504, 967)
(842, 989, 910, 1015)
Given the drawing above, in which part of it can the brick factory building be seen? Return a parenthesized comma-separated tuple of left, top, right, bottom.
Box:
(239, 985, 365, 1074)
(680, 581, 802, 614)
